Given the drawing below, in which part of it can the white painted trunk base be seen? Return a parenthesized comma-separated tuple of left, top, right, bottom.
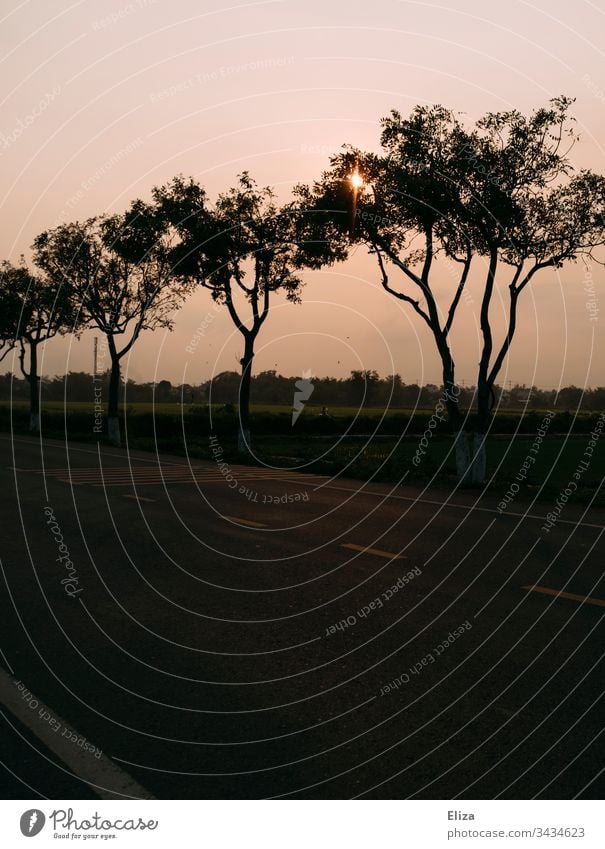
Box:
(107, 417, 121, 446)
(237, 428, 251, 455)
(454, 430, 487, 484)
(471, 432, 487, 484)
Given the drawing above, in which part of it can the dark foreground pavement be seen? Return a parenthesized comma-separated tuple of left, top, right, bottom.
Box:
(0, 433, 603, 799)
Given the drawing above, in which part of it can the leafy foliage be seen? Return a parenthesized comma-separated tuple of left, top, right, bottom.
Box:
(303, 98, 605, 430)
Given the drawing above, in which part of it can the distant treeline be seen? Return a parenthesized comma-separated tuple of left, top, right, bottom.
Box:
(2, 369, 604, 412)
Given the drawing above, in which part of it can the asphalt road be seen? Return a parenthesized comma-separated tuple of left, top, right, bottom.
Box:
(0, 433, 603, 800)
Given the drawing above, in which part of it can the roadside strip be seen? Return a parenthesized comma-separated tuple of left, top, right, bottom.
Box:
(0, 668, 154, 799)
(4, 436, 604, 530)
(341, 543, 406, 560)
(522, 585, 605, 609)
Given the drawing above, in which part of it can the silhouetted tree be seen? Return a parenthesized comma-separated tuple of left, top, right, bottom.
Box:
(154, 379, 173, 402)
(556, 385, 584, 410)
(33, 199, 190, 444)
(350, 369, 381, 406)
(306, 98, 605, 482)
(155, 173, 346, 453)
(299, 111, 472, 469)
(0, 260, 75, 431)
(0, 267, 22, 364)
(2, 368, 605, 413)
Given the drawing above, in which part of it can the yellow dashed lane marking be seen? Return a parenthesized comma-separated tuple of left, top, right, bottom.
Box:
(341, 543, 406, 560)
(522, 585, 605, 608)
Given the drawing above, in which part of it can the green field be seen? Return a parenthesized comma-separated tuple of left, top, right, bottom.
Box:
(252, 432, 603, 499)
(1, 401, 603, 505)
(1, 400, 593, 418)
(0, 400, 426, 416)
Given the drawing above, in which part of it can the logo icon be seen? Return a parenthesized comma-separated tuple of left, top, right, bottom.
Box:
(20, 810, 45, 837)
(292, 370, 314, 425)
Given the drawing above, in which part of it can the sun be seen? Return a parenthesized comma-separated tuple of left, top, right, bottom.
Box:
(349, 170, 364, 189)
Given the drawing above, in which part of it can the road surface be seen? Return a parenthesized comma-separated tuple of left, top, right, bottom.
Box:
(0, 433, 603, 799)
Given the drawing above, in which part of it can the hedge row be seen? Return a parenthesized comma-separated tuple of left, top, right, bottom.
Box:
(0, 403, 602, 440)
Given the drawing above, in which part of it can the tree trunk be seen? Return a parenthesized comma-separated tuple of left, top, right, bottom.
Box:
(28, 341, 40, 433)
(476, 381, 492, 433)
(439, 351, 474, 485)
(107, 350, 121, 446)
(470, 380, 491, 485)
(453, 430, 472, 484)
(238, 337, 254, 454)
(472, 249, 499, 487)
(471, 432, 487, 485)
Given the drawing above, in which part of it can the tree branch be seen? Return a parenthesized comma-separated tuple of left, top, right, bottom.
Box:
(477, 246, 499, 390)
(486, 258, 552, 389)
(223, 278, 250, 339)
(259, 278, 270, 326)
(370, 233, 431, 297)
(373, 245, 432, 327)
(421, 225, 433, 286)
(18, 339, 30, 380)
(0, 341, 16, 362)
(444, 247, 472, 338)
(515, 256, 556, 295)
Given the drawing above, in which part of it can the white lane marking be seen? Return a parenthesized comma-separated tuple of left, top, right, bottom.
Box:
(10, 465, 326, 487)
(222, 515, 267, 528)
(86, 476, 319, 487)
(0, 668, 154, 799)
(55, 469, 321, 477)
(5, 437, 603, 530)
(313, 482, 605, 530)
(122, 494, 155, 503)
(341, 543, 406, 560)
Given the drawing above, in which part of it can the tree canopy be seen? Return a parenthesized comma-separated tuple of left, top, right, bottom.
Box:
(301, 97, 605, 479)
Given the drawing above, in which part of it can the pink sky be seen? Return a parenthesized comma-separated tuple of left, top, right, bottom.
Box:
(1, 0, 603, 388)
